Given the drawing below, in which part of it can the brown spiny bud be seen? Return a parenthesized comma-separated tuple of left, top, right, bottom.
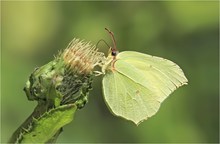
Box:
(62, 38, 104, 74)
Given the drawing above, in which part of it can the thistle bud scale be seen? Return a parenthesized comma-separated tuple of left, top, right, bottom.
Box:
(63, 38, 104, 74)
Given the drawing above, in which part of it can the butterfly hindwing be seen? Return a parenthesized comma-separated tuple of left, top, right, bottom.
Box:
(103, 60, 161, 125)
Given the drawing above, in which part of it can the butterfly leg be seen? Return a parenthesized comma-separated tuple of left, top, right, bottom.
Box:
(93, 71, 104, 76)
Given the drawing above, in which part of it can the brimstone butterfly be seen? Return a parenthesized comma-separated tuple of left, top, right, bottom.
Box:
(101, 28, 188, 125)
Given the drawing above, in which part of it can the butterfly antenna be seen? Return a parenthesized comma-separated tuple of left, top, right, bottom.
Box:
(105, 28, 117, 52)
(96, 39, 111, 49)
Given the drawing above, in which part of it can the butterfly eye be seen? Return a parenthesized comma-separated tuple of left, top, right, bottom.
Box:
(111, 51, 117, 56)
(111, 50, 119, 56)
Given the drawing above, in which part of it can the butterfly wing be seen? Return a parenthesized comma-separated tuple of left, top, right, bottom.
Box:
(102, 51, 188, 125)
(103, 60, 161, 125)
(117, 51, 188, 102)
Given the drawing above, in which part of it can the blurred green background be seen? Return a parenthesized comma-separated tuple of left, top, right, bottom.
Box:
(1, 1, 219, 143)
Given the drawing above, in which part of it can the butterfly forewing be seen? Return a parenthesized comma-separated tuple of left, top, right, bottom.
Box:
(117, 51, 188, 102)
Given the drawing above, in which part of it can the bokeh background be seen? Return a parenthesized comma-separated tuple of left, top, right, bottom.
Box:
(1, 1, 219, 143)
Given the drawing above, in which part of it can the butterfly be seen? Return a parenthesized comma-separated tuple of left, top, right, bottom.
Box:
(100, 28, 188, 125)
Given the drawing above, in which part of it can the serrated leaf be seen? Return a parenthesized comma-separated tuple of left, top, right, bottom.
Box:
(21, 104, 77, 143)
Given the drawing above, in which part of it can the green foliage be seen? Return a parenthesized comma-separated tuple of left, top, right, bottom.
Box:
(21, 104, 77, 143)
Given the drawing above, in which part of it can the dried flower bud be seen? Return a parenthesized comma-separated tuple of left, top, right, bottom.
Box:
(62, 38, 105, 74)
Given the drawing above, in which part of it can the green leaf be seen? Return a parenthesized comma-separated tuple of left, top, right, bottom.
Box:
(102, 51, 188, 125)
(21, 104, 77, 143)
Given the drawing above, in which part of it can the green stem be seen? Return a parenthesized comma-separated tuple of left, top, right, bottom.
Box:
(9, 101, 48, 143)
(9, 100, 64, 143)
(9, 102, 77, 143)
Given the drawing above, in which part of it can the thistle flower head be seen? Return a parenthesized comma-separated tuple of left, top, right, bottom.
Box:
(62, 38, 105, 74)
(24, 38, 103, 108)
